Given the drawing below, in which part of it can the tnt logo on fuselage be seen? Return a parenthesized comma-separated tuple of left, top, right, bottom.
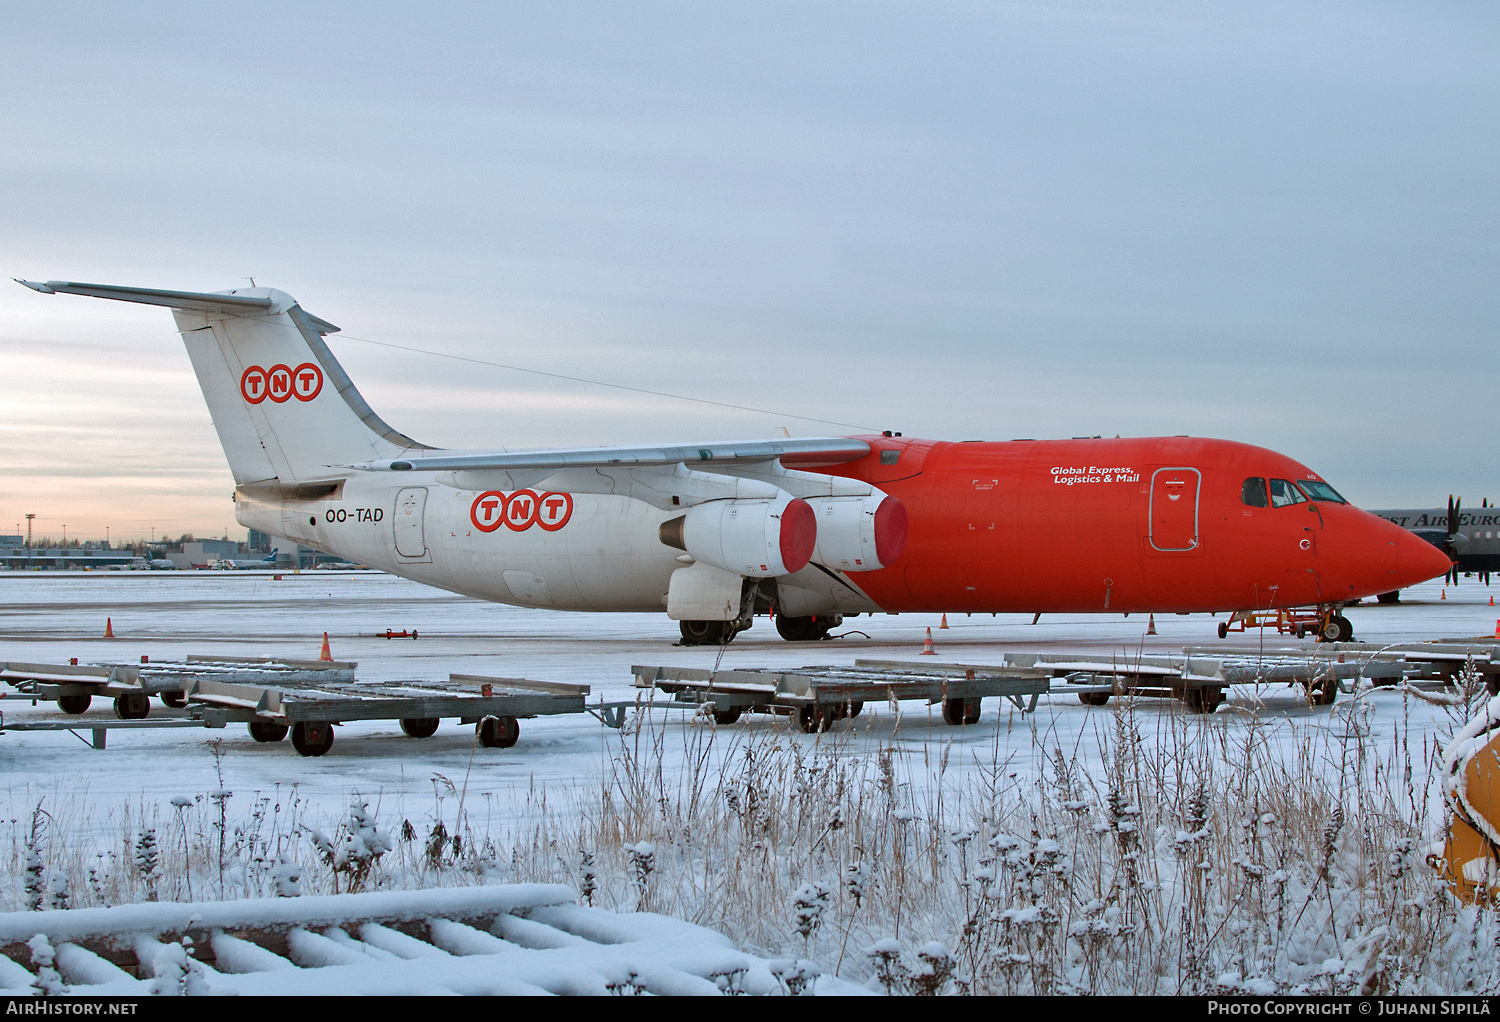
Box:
(240, 363, 324, 404)
(470, 490, 573, 533)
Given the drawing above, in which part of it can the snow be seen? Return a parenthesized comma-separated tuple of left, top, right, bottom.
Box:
(0, 570, 1498, 993)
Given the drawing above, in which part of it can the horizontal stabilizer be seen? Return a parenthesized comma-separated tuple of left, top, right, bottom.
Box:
(12, 280, 339, 327)
(350, 437, 871, 473)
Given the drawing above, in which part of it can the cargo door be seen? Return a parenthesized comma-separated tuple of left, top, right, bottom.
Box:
(1149, 468, 1200, 552)
(394, 487, 429, 560)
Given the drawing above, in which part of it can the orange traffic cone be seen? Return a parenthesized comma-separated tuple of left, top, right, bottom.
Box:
(1146, 613, 1157, 636)
(103, 617, 114, 638)
(939, 613, 949, 630)
(318, 632, 333, 661)
(1494, 620, 1499, 640)
(920, 627, 937, 655)
(1442, 589, 1447, 600)
(1490, 596, 1494, 607)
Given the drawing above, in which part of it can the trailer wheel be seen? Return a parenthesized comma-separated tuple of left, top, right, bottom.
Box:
(1079, 692, 1111, 706)
(249, 721, 289, 743)
(160, 692, 187, 708)
(679, 620, 734, 646)
(1217, 622, 1229, 639)
(795, 704, 837, 733)
(113, 693, 150, 720)
(711, 706, 742, 725)
(57, 694, 91, 715)
(400, 717, 440, 738)
(291, 721, 334, 756)
(1184, 687, 1224, 714)
(941, 696, 982, 725)
(477, 715, 520, 748)
(1306, 676, 1338, 706)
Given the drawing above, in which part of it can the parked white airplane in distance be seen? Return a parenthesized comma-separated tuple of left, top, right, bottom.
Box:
(214, 548, 279, 569)
(18, 279, 1448, 646)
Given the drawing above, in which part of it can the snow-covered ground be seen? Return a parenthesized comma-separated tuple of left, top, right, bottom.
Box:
(0, 570, 1496, 993)
(0, 570, 1493, 802)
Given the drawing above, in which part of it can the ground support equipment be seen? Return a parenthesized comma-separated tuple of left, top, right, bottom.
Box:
(184, 672, 591, 756)
(0, 883, 852, 995)
(0, 656, 354, 718)
(964, 649, 1403, 711)
(631, 662, 1051, 732)
(1216, 606, 1354, 642)
(1271, 640, 1500, 695)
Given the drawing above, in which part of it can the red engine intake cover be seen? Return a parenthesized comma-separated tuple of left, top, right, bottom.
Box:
(779, 497, 818, 574)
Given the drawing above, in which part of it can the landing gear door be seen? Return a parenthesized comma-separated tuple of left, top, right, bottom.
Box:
(394, 486, 430, 561)
(1149, 468, 1201, 552)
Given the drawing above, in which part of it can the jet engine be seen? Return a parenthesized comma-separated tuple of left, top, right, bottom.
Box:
(806, 493, 908, 571)
(660, 495, 816, 577)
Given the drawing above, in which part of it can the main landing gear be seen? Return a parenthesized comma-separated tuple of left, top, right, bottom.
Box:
(775, 614, 838, 642)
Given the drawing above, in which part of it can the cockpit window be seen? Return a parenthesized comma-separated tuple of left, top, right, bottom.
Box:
(1241, 477, 1268, 508)
(1296, 479, 1346, 504)
(1269, 478, 1307, 507)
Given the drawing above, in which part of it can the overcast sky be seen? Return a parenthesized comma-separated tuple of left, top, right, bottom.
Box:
(2, 1, 1496, 541)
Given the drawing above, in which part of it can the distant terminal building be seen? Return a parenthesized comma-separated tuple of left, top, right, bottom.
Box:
(165, 539, 241, 569)
(0, 536, 142, 570)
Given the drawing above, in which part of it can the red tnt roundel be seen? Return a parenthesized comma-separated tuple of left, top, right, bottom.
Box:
(266, 364, 294, 403)
(240, 366, 268, 404)
(504, 489, 541, 531)
(291, 362, 323, 401)
(470, 491, 508, 533)
(536, 492, 573, 531)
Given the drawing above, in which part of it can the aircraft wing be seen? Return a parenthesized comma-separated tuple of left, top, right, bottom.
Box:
(346, 437, 872, 473)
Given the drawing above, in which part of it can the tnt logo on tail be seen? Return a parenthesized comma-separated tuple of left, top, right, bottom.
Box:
(241, 363, 323, 404)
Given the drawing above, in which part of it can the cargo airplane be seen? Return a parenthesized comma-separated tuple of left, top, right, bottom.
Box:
(18, 280, 1451, 645)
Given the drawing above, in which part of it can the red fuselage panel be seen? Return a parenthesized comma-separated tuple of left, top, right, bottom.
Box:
(818, 436, 1450, 613)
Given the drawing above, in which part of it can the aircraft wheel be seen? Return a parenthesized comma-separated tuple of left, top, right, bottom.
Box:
(57, 694, 91, 715)
(1079, 692, 1111, 706)
(160, 691, 188, 708)
(941, 696, 982, 725)
(291, 721, 334, 757)
(680, 620, 734, 646)
(113, 693, 150, 720)
(477, 715, 520, 748)
(711, 706, 742, 725)
(1318, 615, 1353, 643)
(399, 717, 440, 738)
(1184, 687, 1224, 714)
(249, 721, 289, 743)
(1376, 591, 1401, 604)
(1217, 622, 1229, 639)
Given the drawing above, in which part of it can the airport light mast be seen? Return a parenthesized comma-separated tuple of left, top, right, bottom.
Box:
(24, 514, 34, 566)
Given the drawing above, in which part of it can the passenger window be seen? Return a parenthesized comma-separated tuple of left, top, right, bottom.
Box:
(880, 450, 900, 465)
(1241, 477, 1268, 508)
(1269, 479, 1307, 508)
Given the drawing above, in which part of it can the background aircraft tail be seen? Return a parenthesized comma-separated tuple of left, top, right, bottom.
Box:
(17, 281, 431, 497)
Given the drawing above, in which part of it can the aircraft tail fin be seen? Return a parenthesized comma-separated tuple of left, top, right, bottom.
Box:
(17, 281, 432, 492)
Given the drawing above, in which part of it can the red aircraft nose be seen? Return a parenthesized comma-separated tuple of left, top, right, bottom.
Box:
(1394, 524, 1455, 589)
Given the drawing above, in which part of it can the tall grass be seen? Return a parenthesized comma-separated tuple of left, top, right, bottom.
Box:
(4, 683, 1498, 995)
